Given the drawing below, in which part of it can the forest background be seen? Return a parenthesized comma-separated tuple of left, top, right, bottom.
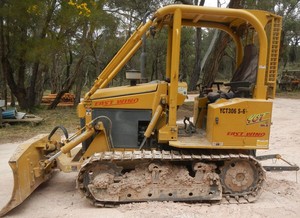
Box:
(0, 0, 299, 110)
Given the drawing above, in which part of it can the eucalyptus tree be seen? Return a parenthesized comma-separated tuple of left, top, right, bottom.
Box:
(243, 0, 300, 67)
(0, 0, 118, 110)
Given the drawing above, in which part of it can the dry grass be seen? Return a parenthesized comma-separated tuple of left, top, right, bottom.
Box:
(276, 90, 300, 99)
(0, 106, 79, 144)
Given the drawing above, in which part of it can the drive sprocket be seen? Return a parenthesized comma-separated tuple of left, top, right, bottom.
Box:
(220, 159, 257, 194)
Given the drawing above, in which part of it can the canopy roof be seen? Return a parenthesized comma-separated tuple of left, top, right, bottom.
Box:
(153, 5, 279, 30)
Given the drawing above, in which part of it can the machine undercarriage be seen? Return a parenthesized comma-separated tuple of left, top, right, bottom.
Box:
(78, 150, 265, 206)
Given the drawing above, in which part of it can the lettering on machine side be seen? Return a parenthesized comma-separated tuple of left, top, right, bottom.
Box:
(220, 108, 247, 114)
(247, 112, 270, 125)
(94, 98, 139, 107)
(227, 132, 266, 137)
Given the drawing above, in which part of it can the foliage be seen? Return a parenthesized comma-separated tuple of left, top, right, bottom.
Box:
(0, 0, 299, 110)
(0, 0, 119, 110)
(244, 0, 300, 64)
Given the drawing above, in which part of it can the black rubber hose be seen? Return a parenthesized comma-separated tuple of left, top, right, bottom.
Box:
(48, 125, 69, 141)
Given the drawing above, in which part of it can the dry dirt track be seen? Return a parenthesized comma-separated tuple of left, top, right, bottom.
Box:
(1, 98, 300, 218)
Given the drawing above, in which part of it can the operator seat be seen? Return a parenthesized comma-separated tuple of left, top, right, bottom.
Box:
(228, 44, 258, 97)
(207, 44, 258, 102)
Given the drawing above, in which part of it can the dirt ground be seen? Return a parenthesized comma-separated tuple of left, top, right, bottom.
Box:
(1, 98, 300, 218)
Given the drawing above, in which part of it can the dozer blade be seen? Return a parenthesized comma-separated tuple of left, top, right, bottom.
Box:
(0, 134, 60, 217)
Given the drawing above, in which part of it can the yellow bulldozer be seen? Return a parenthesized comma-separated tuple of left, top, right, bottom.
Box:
(1, 5, 299, 216)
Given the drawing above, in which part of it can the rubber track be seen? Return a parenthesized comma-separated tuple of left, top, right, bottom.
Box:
(77, 150, 266, 205)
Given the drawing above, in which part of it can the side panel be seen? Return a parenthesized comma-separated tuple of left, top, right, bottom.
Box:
(81, 82, 168, 150)
(207, 99, 272, 149)
(92, 109, 152, 148)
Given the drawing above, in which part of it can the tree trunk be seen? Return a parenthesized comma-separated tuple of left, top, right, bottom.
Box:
(0, 0, 57, 111)
(188, 27, 202, 91)
(0, 0, 6, 107)
(74, 67, 86, 106)
(201, 31, 231, 87)
(48, 56, 84, 109)
(35, 66, 48, 105)
(0, 54, 29, 109)
(200, 0, 242, 87)
(10, 90, 15, 107)
(28, 0, 57, 108)
(178, 0, 205, 91)
(0, 14, 29, 109)
(50, 55, 60, 94)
